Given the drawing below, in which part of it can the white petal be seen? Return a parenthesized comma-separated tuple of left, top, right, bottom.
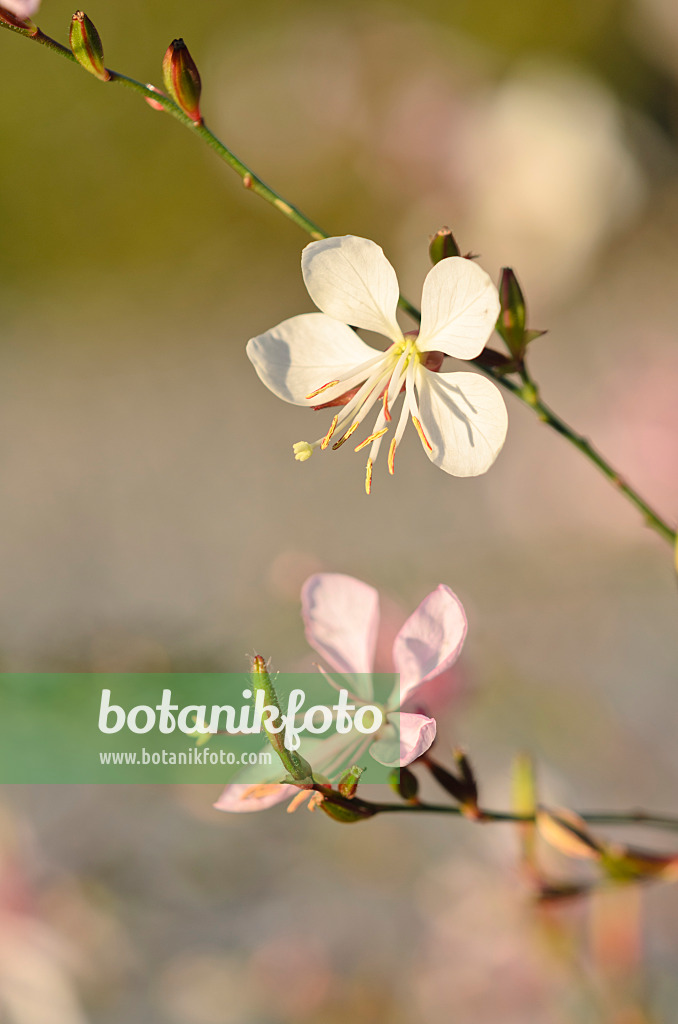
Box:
(214, 783, 295, 813)
(301, 236, 402, 340)
(416, 369, 508, 476)
(301, 573, 378, 701)
(417, 257, 500, 360)
(369, 712, 437, 767)
(246, 313, 377, 405)
(388, 585, 467, 708)
(2, 0, 40, 17)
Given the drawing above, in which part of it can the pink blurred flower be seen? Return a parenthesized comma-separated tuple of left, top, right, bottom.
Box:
(215, 573, 467, 813)
(0, 0, 40, 20)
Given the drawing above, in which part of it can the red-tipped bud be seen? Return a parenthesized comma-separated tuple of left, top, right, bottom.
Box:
(497, 267, 546, 361)
(0, 5, 38, 34)
(70, 11, 110, 82)
(429, 226, 461, 265)
(338, 765, 364, 799)
(162, 38, 202, 124)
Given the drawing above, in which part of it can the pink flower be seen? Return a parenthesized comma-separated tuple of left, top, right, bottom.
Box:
(215, 574, 467, 814)
(0, 0, 40, 20)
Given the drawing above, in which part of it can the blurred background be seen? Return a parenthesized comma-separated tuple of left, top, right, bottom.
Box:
(1, 0, 678, 1019)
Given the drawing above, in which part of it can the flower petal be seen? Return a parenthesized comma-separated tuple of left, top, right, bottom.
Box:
(389, 584, 467, 708)
(301, 573, 379, 701)
(416, 368, 508, 477)
(417, 257, 500, 360)
(247, 312, 377, 405)
(301, 236, 402, 340)
(214, 782, 296, 813)
(1, 0, 40, 17)
(369, 712, 436, 767)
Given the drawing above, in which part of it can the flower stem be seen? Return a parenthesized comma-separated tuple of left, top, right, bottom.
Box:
(3, 20, 676, 547)
(364, 800, 678, 833)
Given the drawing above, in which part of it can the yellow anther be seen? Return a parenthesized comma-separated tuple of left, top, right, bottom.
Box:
(320, 415, 339, 450)
(354, 427, 388, 453)
(293, 441, 314, 462)
(305, 380, 340, 400)
(332, 419, 360, 449)
(412, 416, 433, 452)
(382, 389, 392, 422)
(365, 458, 373, 495)
(388, 437, 397, 475)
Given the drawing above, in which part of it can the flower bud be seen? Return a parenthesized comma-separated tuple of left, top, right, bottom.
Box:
(0, 5, 37, 33)
(536, 808, 602, 861)
(320, 795, 377, 823)
(601, 843, 678, 883)
(162, 38, 202, 124)
(389, 766, 419, 801)
(250, 655, 314, 784)
(338, 765, 364, 799)
(429, 227, 461, 265)
(70, 12, 110, 82)
(497, 268, 546, 361)
(424, 752, 479, 816)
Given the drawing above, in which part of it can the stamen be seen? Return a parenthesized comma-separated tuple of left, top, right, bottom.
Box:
(287, 790, 313, 813)
(305, 380, 340, 400)
(365, 459, 373, 495)
(293, 441, 315, 462)
(388, 437, 397, 475)
(332, 419, 361, 449)
(241, 783, 281, 801)
(382, 389, 392, 422)
(308, 792, 325, 812)
(320, 415, 339, 449)
(354, 427, 388, 453)
(412, 416, 433, 452)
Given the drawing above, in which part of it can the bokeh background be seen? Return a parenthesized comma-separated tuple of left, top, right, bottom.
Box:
(1, 0, 678, 1020)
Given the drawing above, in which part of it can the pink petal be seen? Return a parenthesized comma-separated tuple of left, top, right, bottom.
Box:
(369, 712, 436, 767)
(301, 573, 379, 698)
(213, 783, 296, 813)
(1, 0, 40, 18)
(390, 585, 467, 708)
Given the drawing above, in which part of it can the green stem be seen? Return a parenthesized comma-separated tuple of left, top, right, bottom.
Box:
(354, 798, 678, 834)
(3, 20, 676, 547)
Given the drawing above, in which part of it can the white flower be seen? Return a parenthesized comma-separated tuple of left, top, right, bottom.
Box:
(247, 235, 508, 492)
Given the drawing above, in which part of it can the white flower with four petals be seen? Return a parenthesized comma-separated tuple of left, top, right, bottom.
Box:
(247, 235, 508, 492)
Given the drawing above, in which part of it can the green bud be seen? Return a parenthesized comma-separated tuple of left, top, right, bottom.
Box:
(389, 766, 419, 801)
(320, 796, 377, 824)
(429, 227, 461, 265)
(70, 12, 110, 82)
(250, 655, 314, 784)
(162, 38, 202, 124)
(600, 843, 678, 883)
(496, 267, 546, 361)
(338, 765, 365, 799)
